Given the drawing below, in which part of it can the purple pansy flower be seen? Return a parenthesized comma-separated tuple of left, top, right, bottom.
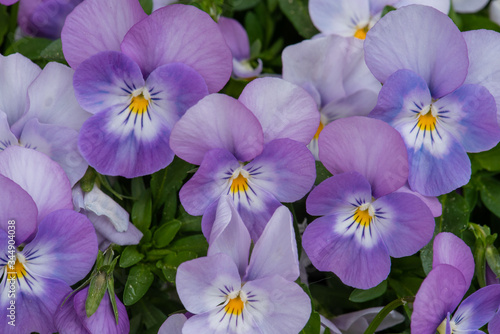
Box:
(170, 77, 318, 240)
(308, 0, 449, 40)
(158, 314, 187, 334)
(55, 287, 129, 334)
(72, 184, 143, 251)
(0, 53, 90, 186)
(282, 35, 381, 159)
(0, 147, 98, 333)
(303, 117, 435, 289)
(17, 0, 82, 39)
(218, 17, 263, 79)
(173, 197, 311, 333)
(412, 232, 500, 333)
(62, 0, 232, 177)
(365, 5, 500, 196)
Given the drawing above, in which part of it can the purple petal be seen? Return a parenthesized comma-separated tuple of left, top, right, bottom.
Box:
(394, 184, 442, 217)
(321, 89, 379, 122)
(61, 0, 146, 69)
(434, 84, 500, 153)
(54, 290, 88, 334)
(319, 116, 408, 198)
(0, 274, 72, 334)
(238, 77, 320, 145)
(158, 314, 187, 334)
(432, 232, 474, 289)
(73, 51, 145, 115)
(332, 306, 405, 333)
(395, 0, 450, 14)
(364, 5, 468, 98)
(411, 265, 468, 334)
(245, 139, 316, 202)
(19, 119, 87, 186)
(77, 103, 174, 178)
(490, 311, 500, 334)
(0, 146, 73, 223)
(306, 171, 373, 216)
(0, 111, 17, 150)
(453, 0, 489, 13)
(21, 209, 98, 285)
(120, 4, 232, 93)
(170, 94, 264, 165)
(179, 149, 239, 216)
(18, 0, 82, 39)
(0, 53, 41, 127)
(463, 30, 500, 123)
(372, 192, 435, 257)
(303, 215, 391, 289)
(308, 0, 371, 36)
(207, 196, 251, 278)
(232, 58, 263, 79)
(452, 284, 500, 331)
(73, 288, 130, 334)
(176, 253, 241, 314)
(218, 17, 250, 61)
(245, 206, 300, 282)
(0, 174, 38, 244)
(0, 0, 19, 4)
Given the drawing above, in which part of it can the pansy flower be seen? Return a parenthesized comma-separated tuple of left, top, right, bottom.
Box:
(308, 0, 449, 39)
(303, 117, 435, 289)
(170, 77, 318, 240)
(412, 232, 500, 333)
(365, 5, 500, 196)
(173, 197, 311, 333)
(282, 35, 381, 159)
(218, 17, 263, 79)
(62, 0, 232, 177)
(0, 53, 90, 186)
(0, 147, 97, 333)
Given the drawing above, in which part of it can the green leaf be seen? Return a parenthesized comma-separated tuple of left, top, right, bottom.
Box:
(153, 220, 182, 248)
(106, 276, 119, 324)
(460, 14, 500, 32)
(0, 6, 9, 47)
(245, 11, 264, 46)
(158, 251, 198, 283)
(39, 39, 67, 64)
(315, 160, 332, 185)
(486, 245, 500, 279)
(470, 143, 500, 171)
(363, 297, 415, 334)
(381, 5, 396, 17)
(478, 175, 500, 218)
(349, 280, 387, 303)
(278, 0, 319, 38)
(232, 0, 261, 11)
(119, 245, 144, 268)
(123, 264, 154, 306)
(150, 157, 193, 210)
(131, 190, 152, 233)
(139, 0, 153, 14)
(167, 234, 209, 256)
(86, 272, 108, 317)
(5, 37, 52, 60)
(80, 167, 97, 192)
(299, 311, 321, 334)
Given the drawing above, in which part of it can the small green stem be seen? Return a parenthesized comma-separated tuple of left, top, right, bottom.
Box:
(363, 296, 415, 334)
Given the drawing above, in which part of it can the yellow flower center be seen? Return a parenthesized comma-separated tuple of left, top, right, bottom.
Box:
(224, 295, 244, 316)
(353, 203, 374, 227)
(417, 104, 437, 131)
(229, 167, 249, 194)
(129, 88, 151, 115)
(7, 258, 26, 280)
(313, 121, 325, 140)
(354, 25, 369, 39)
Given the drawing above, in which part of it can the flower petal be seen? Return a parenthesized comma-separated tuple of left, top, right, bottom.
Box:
(0, 146, 73, 223)
(0, 111, 17, 151)
(218, 17, 250, 61)
(170, 94, 264, 165)
(121, 4, 232, 93)
(245, 139, 316, 202)
(306, 171, 373, 216)
(238, 77, 320, 145)
(319, 116, 408, 198)
(176, 253, 241, 314)
(179, 148, 239, 216)
(61, 0, 146, 68)
(54, 291, 88, 334)
(0, 174, 38, 244)
(0, 53, 41, 127)
(372, 192, 435, 257)
(411, 264, 468, 334)
(332, 307, 405, 333)
(208, 196, 251, 278)
(432, 232, 474, 289)
(303, 215, 391, 289)
(158, 314, 187, 334)
(21, 209, 97, 285)
(452, 284, 500, 331)
(245, 206, 300, 282)
(394, 184, 442, 217)
(453, 0, 489, 13)
(364, 5, 468, 98)
(19, 119, 87, 186)
(489, 311, 500, 334)
(308, 0, 370, 36)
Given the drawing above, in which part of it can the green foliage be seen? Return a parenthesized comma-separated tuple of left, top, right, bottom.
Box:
(349, 280, 388, 303)
(278, 0, 318, 38)
(123, 264, 155, 306)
